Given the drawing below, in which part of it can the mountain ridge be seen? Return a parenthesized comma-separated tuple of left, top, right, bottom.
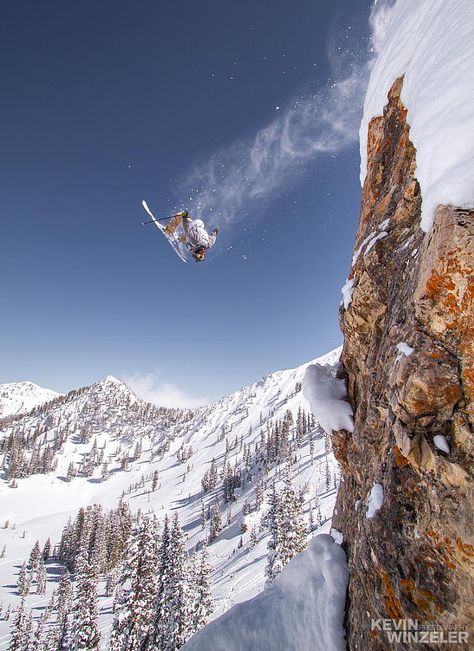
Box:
(0, 381, 60, 420)
(0, 347, 341, 649)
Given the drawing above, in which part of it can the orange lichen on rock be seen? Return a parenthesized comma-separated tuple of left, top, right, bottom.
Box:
(400, 578, 443, 615)
(456, 539, 474, 558)
(379, 570, 404, 620)
(393, 445, 409, 467)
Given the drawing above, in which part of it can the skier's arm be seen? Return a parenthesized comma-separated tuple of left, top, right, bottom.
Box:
(207, 227, 219, 249)
(171, 210, 188, 219)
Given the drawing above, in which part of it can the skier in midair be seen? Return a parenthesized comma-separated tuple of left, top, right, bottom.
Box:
(164, 211, 219, 262)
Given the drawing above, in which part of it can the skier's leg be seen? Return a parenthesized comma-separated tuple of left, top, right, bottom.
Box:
(176, 216, 193, 243)
(164, 215, 183, 236)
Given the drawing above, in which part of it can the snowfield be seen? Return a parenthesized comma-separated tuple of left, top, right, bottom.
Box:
(0, 347, 343, 649)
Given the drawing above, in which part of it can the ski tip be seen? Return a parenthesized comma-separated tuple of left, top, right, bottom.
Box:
(141, 199, 148, 209)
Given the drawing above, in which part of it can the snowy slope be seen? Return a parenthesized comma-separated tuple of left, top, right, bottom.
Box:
(183, 534, 348, 651)
(0, 382, 60, 419)
(0, 348, 341, 648)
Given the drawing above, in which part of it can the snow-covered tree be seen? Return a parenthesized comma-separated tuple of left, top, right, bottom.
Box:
(30, 611, 48, 650)
(28, 541, 41, 572)
(255, 479, 264, 510)
(105, 567, 119, 598)
(191, 544, 213, 634)
(66, 462, 77, 482)
(16, 562, 30, 597)
(57, 568, 73, 622)
(265, 468, 307, 583)
(153, 513, 195, 651)
(8, 599, 32, 651)
(42, 538, 52, 562)
(208, 501, 222, 543)
(71, 551, 100, 651)
(165, 514, 194, 649)
(36, 558, 47, 594)
(108, 514, 159, 651)
(250, 526, 258, 549)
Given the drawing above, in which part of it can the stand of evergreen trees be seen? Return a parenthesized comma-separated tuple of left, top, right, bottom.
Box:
(8, 506, 213, 651)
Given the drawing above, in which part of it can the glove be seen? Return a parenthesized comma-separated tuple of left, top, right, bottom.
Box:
(212, 227, 220, 235)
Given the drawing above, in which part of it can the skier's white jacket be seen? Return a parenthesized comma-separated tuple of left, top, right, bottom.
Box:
(183, 219, 216, 249)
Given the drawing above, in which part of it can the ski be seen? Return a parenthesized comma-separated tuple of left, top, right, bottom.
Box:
(141, 200, 188, 263)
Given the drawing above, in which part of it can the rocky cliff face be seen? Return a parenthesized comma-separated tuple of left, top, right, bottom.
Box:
(332, 77, 474, 650)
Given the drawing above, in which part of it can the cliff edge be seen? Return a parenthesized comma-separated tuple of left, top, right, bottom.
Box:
(333, 73, 473, 650)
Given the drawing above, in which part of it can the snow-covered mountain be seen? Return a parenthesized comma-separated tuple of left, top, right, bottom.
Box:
(0, 348, 341, 649)
(0, 381, 60, 420)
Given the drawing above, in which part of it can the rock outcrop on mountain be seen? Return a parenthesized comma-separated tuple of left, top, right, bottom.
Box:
(333, 77, 474, 649)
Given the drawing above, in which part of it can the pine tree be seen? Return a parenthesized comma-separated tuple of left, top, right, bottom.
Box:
(250, 526, 258, 549)
(53, 569, 73, 651)
(29, 540, 41, 572)
(71, 550, 100, 651)
(36, 558, 47, 594)
(317, 505, 323, 527)
(100, 461, 110, 481)
(105, 568, 119, 598)
(133, 438, 142, 461)
(57, 568, 73, 620)
(154, 513, 194, 651)
(8, 598, 32, 651)
(66, 462, 76, 482)
(208, 502, 222, 543)
(90, 505, 107, 573)
(191, 544, 213, 634)
(208, 458, 218, 490)
(16, 562, 30, 597)
(152, 514, 171, 648)
(106, 501, 133, 571)
(109, 514, 159, 651)
(265, 468, 307, 582)
(309, 431, 315, 464)
(255, 479, 264, 511)
(165, 513, 194, 649)
(325, 455, 331, 491)
(308, 508, 315, 533)
(30, 611, 48, 650)
(42, 538, 52, 562)
(57, 613, 73, 651)
(265, 482, 285, 582)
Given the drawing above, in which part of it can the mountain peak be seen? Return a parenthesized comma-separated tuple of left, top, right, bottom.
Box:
(94, 375, 130, 390)
(0, 381, 60, 418)
(101, 374, 124, 385)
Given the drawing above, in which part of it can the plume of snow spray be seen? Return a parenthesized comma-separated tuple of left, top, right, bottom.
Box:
(177, 2, 393, 228)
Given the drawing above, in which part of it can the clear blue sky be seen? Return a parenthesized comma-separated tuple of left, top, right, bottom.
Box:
(1, 0, 373, 406)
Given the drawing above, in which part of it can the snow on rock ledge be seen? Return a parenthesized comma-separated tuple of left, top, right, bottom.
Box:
(183, 535, 349, 651)
(366, 483, 384, 519)
(303, 364, 353, 435)
(361, 0, 474, 231)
